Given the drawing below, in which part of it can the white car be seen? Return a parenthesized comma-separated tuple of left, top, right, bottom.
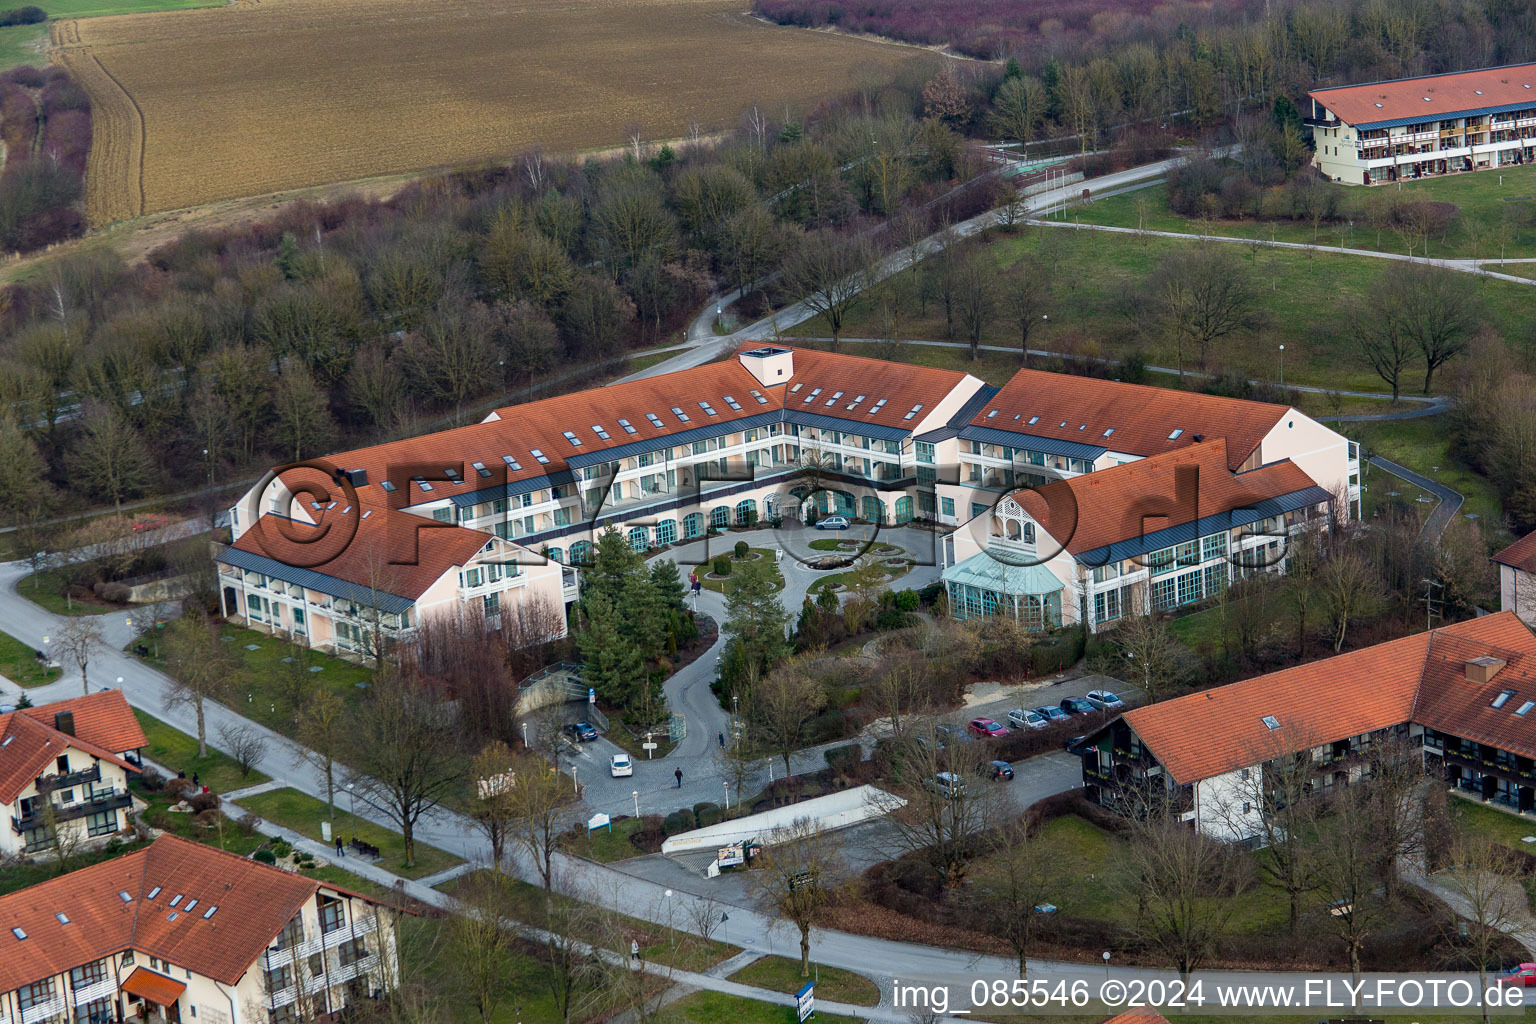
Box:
(1007, 707, 1048, 730)
(610, 753, 633, 777)
(814, 515, 851, 530)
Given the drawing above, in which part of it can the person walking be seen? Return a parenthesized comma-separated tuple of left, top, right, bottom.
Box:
(718, 731, 725, 748)
(336, 836, 344, 857)
(674, 766, 683, 788)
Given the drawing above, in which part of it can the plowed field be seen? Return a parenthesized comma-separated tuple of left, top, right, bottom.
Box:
(53, 0, 927, 223)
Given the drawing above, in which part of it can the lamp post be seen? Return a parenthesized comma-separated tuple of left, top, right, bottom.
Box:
(632, 790, 640, 818)
(663, 890, 676, 953)
(723, 780, 729, 810)
(1041, 314, 1049, 354)
(520, 721, 528, 749)
(345, 782, 356, 819)
(1103, 951, 1111, 979)
(1278, 344, 1286, 387)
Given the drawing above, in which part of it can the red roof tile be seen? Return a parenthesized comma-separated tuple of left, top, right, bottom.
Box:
(1011, 439, 1321, 556)
(229, 502, 493, 601)
(1310, 63, 1536, 127)
(121, 967, 188, 1005)
(1495, 530, 1536, 575)
(0, 697, 144, 804)
(1101, 1013, 1172, 1024)
(0, 833, 379, 991)
(18, 690, 147, 756)
(1124, 613, 1536, 785)
(974, 370, 1289, 470)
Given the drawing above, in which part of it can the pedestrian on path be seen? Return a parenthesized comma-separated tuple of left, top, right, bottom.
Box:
(718, 732, 725, 748)
(674, 767, 683, 788)
(336, 836, 344, 857)
(631, 939, 640, 965)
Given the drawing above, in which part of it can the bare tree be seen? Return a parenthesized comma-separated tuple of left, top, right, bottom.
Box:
(1438, 835, 1528, 1024)
(753, 817, 843, 977)
(1116, 812, 1253, 984)
(506, 751, 570, 892)
(54, 616, 104, 696)
(1387, 262, 1480, 393)
(163, 613, 236, 757)
(954, 251, 997, 360)
(884, 732, 1004, 886)
(713, 734, 758, 810)
(1105, 614, 1189, 702)
(448, 871, 515, 1024)
(216, 721, 267, 780)
(1001, 258, 1050, 366)
(1314, 785, 1392, 1000)
(780, 230, 877, 351)
(295, 687, 346, 818)
(749, 660, 827, 777)
(1347, 294, 1416, 402)
(972, 823, 1059, 978)
(344, 669, 464, 868)
(1145, 245, 1261, 375)
(128, 600, 171, 659)
(1318, 550, 1381, 652)
(467, 740, 519, 869)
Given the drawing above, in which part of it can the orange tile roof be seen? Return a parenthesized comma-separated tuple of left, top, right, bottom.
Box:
(316, 345, 973, 508)
(1122, 612, 1536, 785)
(1310, 63, 1536, 127)
(0, 833, 383, 991)
(121, 967, 188, 1005)
(1100, 1013, 1172, 1024)
(18, 689, 147, 756)
(229, 500, 494, 601)
(1011, 439, 1321, 556)
(974, 370, 1289, 470)
(0, 702, 143, 804)
(1495, 530, 1536, 575)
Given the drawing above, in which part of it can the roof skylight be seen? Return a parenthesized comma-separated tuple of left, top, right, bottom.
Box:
(148, 887, 162, 900)
(1493, 689, 1516, 709)
(502, 454, 522, 471)
(1168, 429, 1184, 440)
(472, 461, 492, 478)
(562, 431, 582, 447)
(1261, 715, 1281, 730)
(671, 406, 691, 422)
(824, 390, 843, 407)
(380, 480, 397, 493)
(723, 395, 742, 411)
(869, 398, 887, 414)
(413, 477, 433, 492)
(592, 425, 610, 440)
(803, 388, 823, 404)
(530, 448, 549, 465)
(646, 413, 664, 428)
(618, 418, 637, 434)
(903, 404, 924, 421)
(1028, 416, 1039, 425)
(55, 914, 69, 924)
(789, 383, 804, 393)
(749, 389, 769, 405)
(699, 401, 717, 416)
(1518, 701, 1536, 717)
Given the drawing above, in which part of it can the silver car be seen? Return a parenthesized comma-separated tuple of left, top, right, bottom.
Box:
(1085, 689, 1125, 711)
(1007, 707, 1048, 730)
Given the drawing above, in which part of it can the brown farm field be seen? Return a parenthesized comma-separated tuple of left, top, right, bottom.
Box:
(53, 0, 933, 223)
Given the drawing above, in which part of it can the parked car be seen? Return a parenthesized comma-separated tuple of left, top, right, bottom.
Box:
(1007, 708, 1048, 730)
(1063, 735, 1089, 755)
(1499, 964, 1536, 987)
(131, 513, 171, 533)
(609, 753, 633, 777)
(1033, 705, 1071, 724)
(1059, 696, 1096, 717)
(564, 721, 599, 742)
(935, 723, 971, 743)
(922, 772, 967, 798)
(967, 717, 1009, 739)
(1085, 689, 1125, 711)
(977, 759, 1014, 780)
(815, 515, 851, 530)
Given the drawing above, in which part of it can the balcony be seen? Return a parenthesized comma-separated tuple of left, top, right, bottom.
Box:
(13, 789, 132, 834)
(1443, 748, 1536, 785)
(71, 979, 116, 1007)
(20, 996, 66, 1024)
(37, 764, 101, 792)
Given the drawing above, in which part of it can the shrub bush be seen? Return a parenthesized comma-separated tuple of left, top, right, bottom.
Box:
(893, 589, 919, 612)
(733, 540, 749, 559)
(824, 744, 861, 773)
(188, 791, 220, 814)
(693, 802, 722, 827)
(236, 813, 259, 836)
(164, 777, 194, 799)
(662, 810, 695, 835)
(92, 581, 132, 603)
(271, 839, 293, 858)
(138, 767, 165, 792)
(0, 6, 44, 25)
(252, 848, 277, 864)
(711, 554, 731, 576)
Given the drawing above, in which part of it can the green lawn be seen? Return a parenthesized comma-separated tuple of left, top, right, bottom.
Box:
(236, 787, 463, 880)
(701, 548, 785, 595)
(132, 708, 270, 791)
(18, 567, 118, 615)
(559, 815, 648, 863)
(0, 23, 46, 70)
(1073, 166, 1536, 261)
(807, 561, 911, 596)
(789, 226, 1536, 395)
(1351, 416, 1506, 525)
(0, 628, 60, 686)
(139, 623, 374, 733)
(668, 991, 861, 1024)
(726, 956, 880, 1007)
(1447, 791, 1536, 851)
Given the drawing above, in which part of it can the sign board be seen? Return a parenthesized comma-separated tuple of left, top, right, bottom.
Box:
(476, 771, 515, 799)
(587, 812, 611, 833)
(716, 843, 745, 868)
(588, 687, 596, 704)
(795, 981, 814, 1022)
(642, 742, 658, 750)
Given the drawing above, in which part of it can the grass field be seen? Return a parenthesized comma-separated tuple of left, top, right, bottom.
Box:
(670, 991, 861, 1023)
(790, 225, 1536, 393)
(726, 956, 880, 1006)
(1073, 166, 1536, 261)
(56, 0, 933, 222)
(237, 786, 463, 879)
(0, 628, 61, 686)
(0, 0, 225, 71)
(133, 708, 271, 790)
(701, 548, 785, 595)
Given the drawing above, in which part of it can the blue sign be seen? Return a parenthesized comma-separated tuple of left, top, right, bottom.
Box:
(795, 981, 814, 1022)
(588, 687, 596, 704)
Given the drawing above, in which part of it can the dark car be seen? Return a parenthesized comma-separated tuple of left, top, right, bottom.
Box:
(1059, 696, 1096, 717)
(1033, 705, 1071, 725)
(935, 723, 972, 743)
(977, 759, 1015, 780)
(1063, 735, 1089, 755)
(563, 721, 599, 742)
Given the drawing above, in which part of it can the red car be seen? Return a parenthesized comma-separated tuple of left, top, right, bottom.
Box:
(131, 513, 171, 533)
(1498, 963, 1536, 986)
(967, 717, 1009, 739)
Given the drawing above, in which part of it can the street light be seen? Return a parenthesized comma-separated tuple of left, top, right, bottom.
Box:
(345, 782, 356, 819)
(520, 721, 528, 749)
(1278, 344, 1286, 387)
(723, 780, 729, 810)
(1103, 951, 1111, 978)
(632, 790, 639, 818)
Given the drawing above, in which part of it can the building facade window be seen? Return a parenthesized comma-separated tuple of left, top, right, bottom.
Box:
(482, 593, 500, 617)
(86, 809, 118, 837)
(915, 441, 935, 464)
(940, 497, 955, 517)
(319, 896, 345, 934)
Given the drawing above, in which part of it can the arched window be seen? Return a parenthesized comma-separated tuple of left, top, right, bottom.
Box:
(710, 506, 731, 530)
(1006, 519, 1021, 540)
(656, 520, 677, 545)
(627, 526, 650, 552)
(569, 540, 593, 566)
(861, 495, 883, 524)
(547, 547, 564, 564)
(893, 496, 913, 523)
(735, 499, 757, 526)
(683, 512, 704, 539)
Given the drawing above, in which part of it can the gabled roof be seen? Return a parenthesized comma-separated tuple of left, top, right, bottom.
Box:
(17, 689, 147, 756)
(223, 504, 494, 604)
(1494, 530, 1536, 575)
(971, 370, 1289, 471)
(1010, 439, 1323, 559)
(1310, 63, 1536, 130)
(1122, 613, 1536, 785)
(0, 693, 146, 804)
(0, 833, 387, 992)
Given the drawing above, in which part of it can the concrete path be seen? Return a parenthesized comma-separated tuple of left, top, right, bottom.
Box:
(1367, 454, 1465, 542)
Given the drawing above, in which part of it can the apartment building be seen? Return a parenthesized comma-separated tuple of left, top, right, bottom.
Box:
(1306, 63, 1536, 184)
(1495, 530, 1536, 626)
(1075, 612, 1536, 841)
(0, 691, 146, 858)
(0, 833, 400, 1024)
(227, 344, 1356, 651)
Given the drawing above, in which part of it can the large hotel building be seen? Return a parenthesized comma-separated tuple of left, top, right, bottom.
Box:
(223, 345, 1360, 655)
(1307, 62, 1536, 184)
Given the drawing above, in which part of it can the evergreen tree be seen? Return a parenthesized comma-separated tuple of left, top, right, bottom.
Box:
(649, 558, 687, 613)
(724, 558, 790, 679)
(577, 593, 647, 709)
